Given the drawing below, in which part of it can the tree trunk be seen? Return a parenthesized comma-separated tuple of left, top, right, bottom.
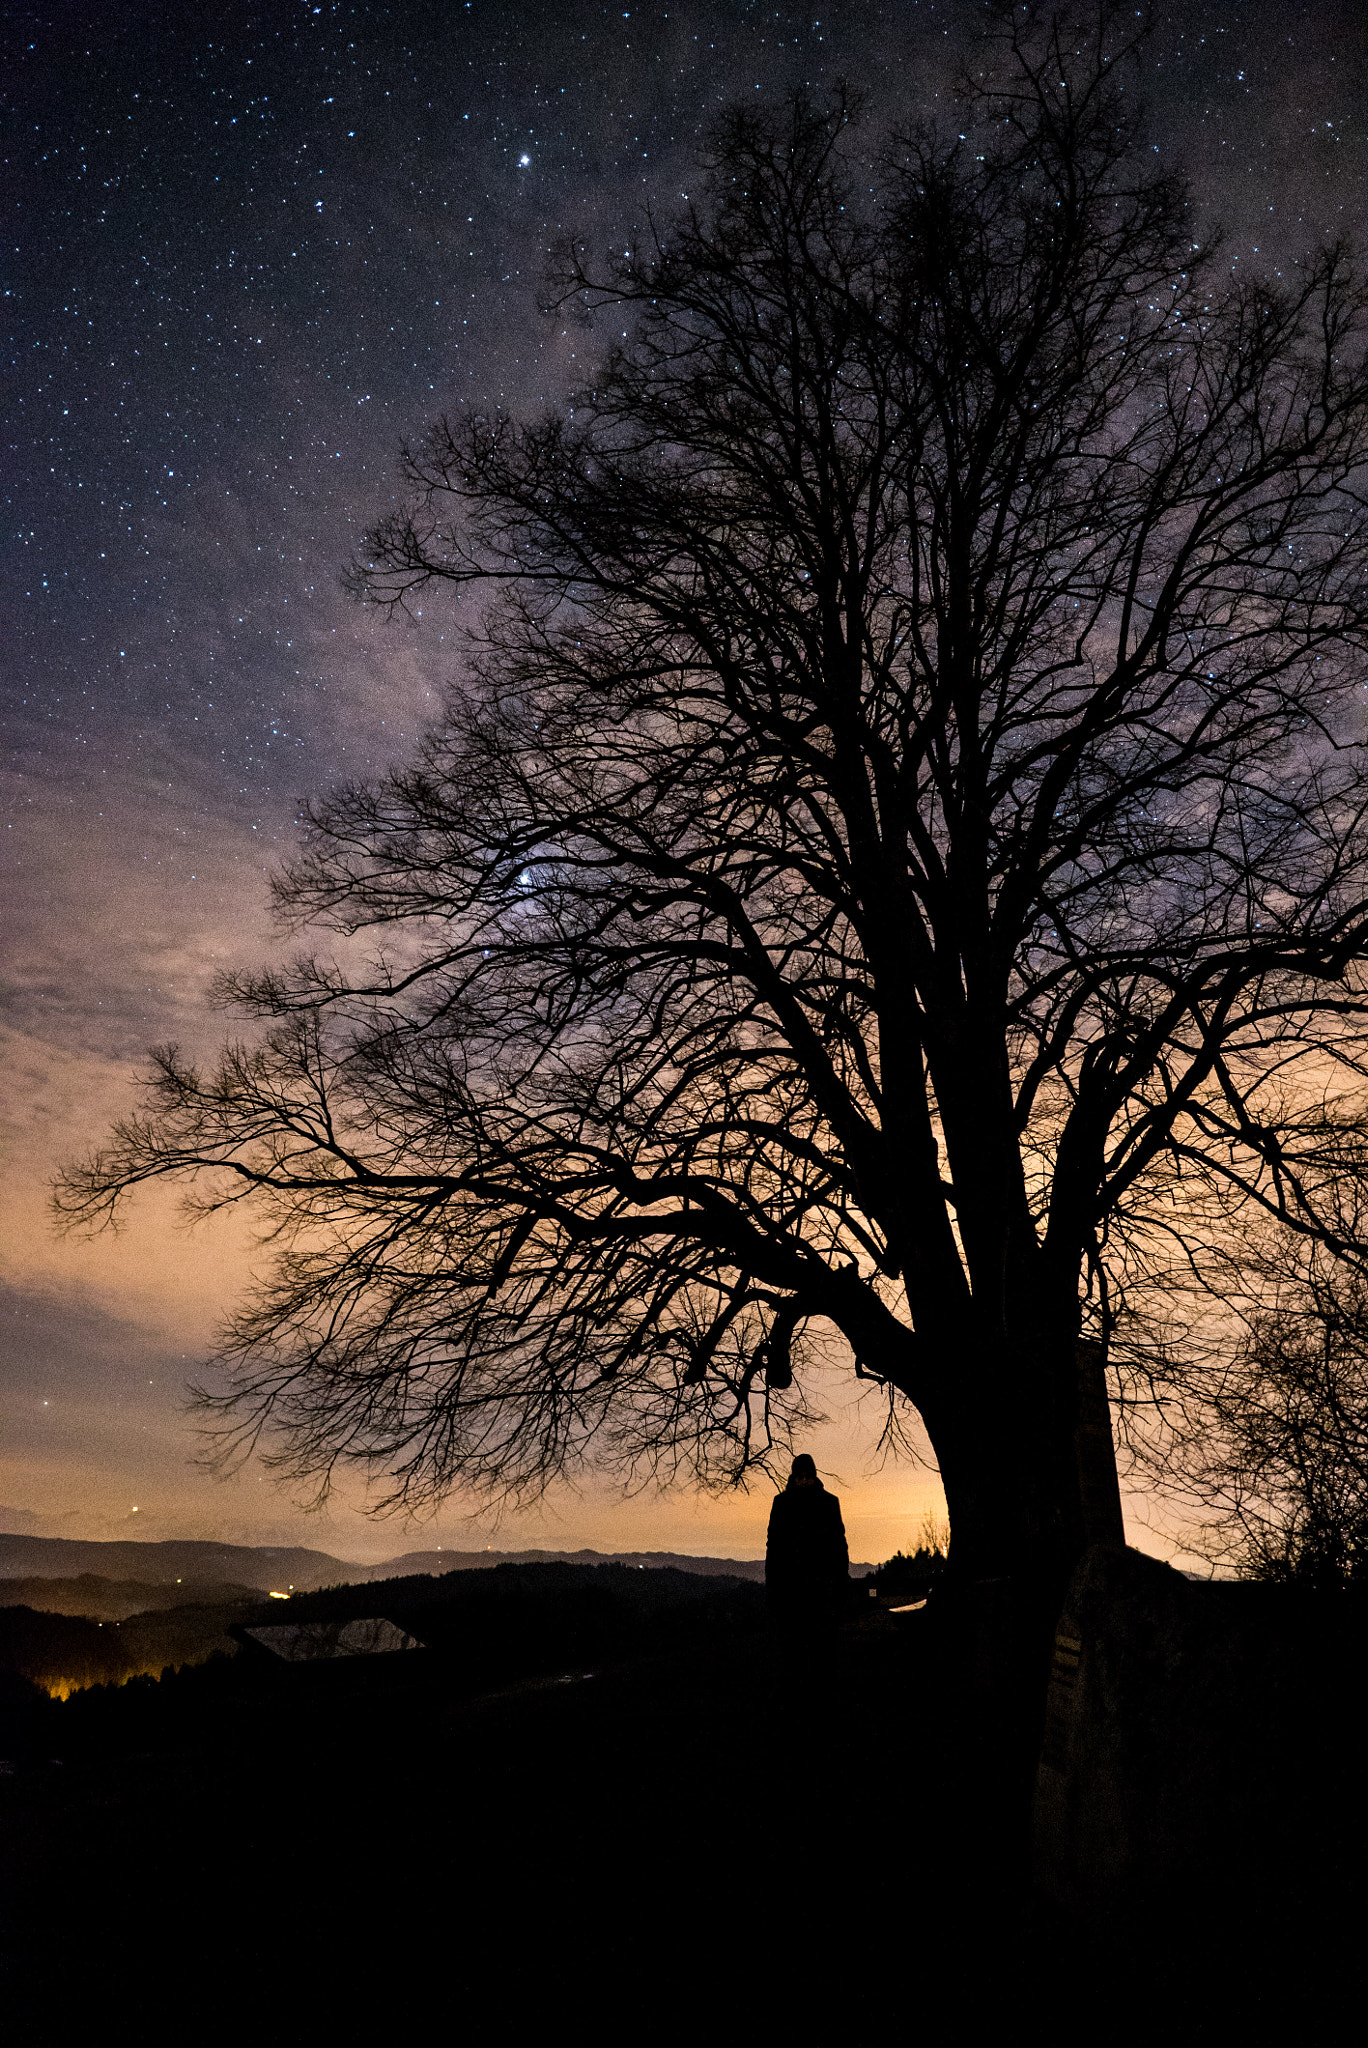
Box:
(935, 1333, 1107, 1586)
(1073, 1340, 1126, 1551)
(926, 1332, 1126, 1816)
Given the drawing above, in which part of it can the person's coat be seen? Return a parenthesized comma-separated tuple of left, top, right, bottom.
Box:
(765, 1482, 849, 1615)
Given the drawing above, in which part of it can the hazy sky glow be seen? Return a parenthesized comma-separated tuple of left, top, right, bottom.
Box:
(5, 0, 1367, 1564)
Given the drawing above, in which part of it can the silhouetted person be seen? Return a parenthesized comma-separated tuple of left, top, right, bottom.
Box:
(765, 1454, 850, 1626)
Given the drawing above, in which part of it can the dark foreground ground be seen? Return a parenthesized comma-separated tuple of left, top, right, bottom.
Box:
(0, 1599, 1013, 2030)
(0, 1586, 1350, 2037)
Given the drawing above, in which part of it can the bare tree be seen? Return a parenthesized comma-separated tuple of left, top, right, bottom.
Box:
(57, 4, 1368, 1600)
(1152, 1247, 1368, 1589)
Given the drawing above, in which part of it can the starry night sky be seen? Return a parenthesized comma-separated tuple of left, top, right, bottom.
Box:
(5, 0, 1368, 1561)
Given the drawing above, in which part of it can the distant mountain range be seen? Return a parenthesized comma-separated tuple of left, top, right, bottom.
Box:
(0, 1532, 863, 1592)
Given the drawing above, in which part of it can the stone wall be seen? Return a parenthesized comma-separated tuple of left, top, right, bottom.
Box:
(1034, 1546, 1365, 1932)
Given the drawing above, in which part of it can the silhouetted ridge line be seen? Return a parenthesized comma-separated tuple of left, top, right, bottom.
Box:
(0, 1535, 363, 1592)
(0, 1534, 880, 1592)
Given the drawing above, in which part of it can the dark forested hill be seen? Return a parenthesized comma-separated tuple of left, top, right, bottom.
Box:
(0, 1596, 256, 1696)
(0, 1560, 771, 1719)
(0, 1575, 262, 1621)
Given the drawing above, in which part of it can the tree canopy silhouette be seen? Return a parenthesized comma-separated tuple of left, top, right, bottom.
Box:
(59, 4, 1368, 1588)
(1158, 1248, 1368, 1590)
